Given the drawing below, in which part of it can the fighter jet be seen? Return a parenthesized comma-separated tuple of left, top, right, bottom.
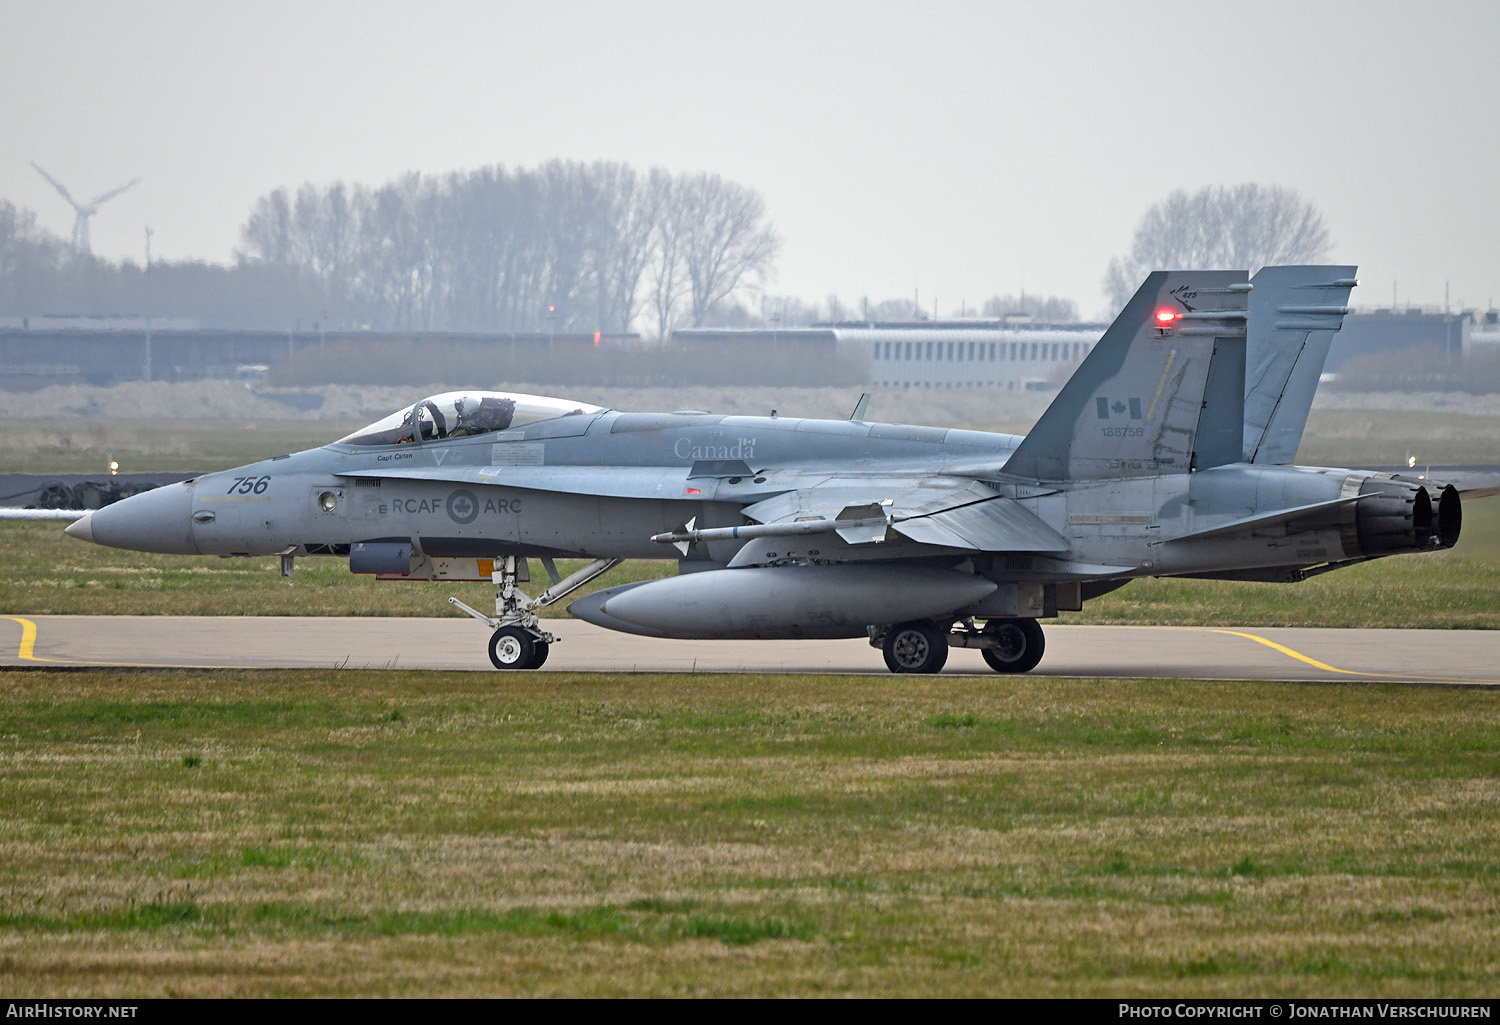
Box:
(62, 267, 1465, 673)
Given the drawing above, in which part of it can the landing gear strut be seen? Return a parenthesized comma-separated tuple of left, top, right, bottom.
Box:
(943, 617, 1046, 673)
(449, 555, 618, 671)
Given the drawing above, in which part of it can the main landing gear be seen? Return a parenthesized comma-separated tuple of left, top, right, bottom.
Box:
(872, 617, 1046, 674)
(881, 621, 949, 674)
(449, 555, 619, 671)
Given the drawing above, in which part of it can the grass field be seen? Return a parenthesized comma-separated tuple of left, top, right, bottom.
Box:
(0, 669, 1496, 997)
(1296, 409, 1500, 468)
(3, 499, 1497, 627)
(3, 419, 366, 474)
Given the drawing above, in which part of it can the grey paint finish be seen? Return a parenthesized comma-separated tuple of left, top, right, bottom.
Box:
(1244, 265, 1358, 464)
(1003, 271, 1249, 482)
(60, 267, 1467, 672)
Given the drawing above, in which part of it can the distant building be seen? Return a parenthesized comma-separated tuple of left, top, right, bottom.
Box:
(1329, 309, 1472, 368)
(0, 325, 639, 389)
(0, 314, 201, 332)
(674, 320, 1106, 390)
(1468, 309, 1500, 356)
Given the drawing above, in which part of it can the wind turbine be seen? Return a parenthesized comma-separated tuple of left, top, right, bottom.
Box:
(30, 161, 141, 256)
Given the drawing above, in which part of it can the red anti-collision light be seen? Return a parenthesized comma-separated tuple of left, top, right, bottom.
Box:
(1155, 308, 1181, 325)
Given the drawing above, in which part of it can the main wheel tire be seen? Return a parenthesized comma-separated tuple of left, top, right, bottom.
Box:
(488, 626, 536, 670)
(526, 639, 550, 670)
(882, 621, 949, 674)
(980, 618, 1045, 673)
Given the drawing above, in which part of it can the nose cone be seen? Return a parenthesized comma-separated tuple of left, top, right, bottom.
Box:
(79, 481, 199, 554)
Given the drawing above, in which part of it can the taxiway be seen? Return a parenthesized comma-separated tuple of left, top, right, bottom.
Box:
(3, 615, 1497, 684)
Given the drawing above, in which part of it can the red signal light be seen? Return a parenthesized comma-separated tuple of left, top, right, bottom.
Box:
(1154, 308, 1181, 326)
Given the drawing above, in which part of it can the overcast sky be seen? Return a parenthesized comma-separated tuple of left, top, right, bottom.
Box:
(4, 0, 1497, 317)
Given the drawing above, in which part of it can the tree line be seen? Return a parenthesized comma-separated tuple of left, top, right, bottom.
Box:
(238, 161, 780, 336)
(2, 177, 1337, 335)
(1103, 184, 1332, 310)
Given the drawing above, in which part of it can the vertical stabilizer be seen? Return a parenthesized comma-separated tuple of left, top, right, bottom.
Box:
(1003, 271, 1249, 482)
(1243, 265, 1357, 464)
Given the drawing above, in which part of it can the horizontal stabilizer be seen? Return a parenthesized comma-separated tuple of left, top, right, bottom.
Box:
(1166, 495, 1362, 543)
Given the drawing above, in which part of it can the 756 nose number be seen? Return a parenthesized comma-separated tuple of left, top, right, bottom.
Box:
(226, 475, 271, 495)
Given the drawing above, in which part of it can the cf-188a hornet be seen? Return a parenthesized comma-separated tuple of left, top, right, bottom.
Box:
(64, 267, 1467, 673)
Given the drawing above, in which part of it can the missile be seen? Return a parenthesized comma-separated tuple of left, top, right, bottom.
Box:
(568, 563, 997, 640)
(650, 516, 886, 546)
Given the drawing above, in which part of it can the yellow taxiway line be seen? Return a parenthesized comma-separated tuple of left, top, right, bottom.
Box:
(1211, 629, 1499, 685)
(3, 616, 235, 670)
(1210, 629, 1359, 675)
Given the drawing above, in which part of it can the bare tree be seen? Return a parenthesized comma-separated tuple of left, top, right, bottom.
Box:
(980, 293, 1079, 322)
(1104, 184, 1333, 310)
(356, 173, 438, 330)
(646, 168, 689, 340)
(237, 188, 294, 267)
(0, 200, 66, 312)
(0, 200, 61, 276)
(590, 162, 656, 334)
(677, 172, 780, 327)
(231, 162, 781, 335)
(870, 297, 924, 321)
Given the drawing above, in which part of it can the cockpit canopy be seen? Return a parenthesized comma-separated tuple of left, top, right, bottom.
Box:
(337, 391, 604, 447)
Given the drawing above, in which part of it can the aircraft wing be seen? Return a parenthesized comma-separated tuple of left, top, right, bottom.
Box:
(740, 478, 1070, 554)
(342, 464, 1069, 560)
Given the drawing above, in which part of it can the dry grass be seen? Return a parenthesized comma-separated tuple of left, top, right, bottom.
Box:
(0, 670, 1498, 996)
(1296, 409, 1500, 467)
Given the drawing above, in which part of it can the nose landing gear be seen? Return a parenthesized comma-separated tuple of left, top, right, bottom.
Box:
(448, 555, 618, 670)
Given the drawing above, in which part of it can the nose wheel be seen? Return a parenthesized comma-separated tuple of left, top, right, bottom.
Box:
(489, 627, 550, 670)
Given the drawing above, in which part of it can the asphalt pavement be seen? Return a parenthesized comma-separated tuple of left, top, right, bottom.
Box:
(4, 615, 1497, 684)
